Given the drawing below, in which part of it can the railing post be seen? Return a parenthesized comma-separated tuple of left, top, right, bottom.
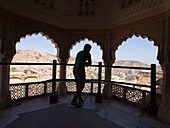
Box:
(52, 60, 56, 94)
(151, 64, 156, 106)
(95, 62, 103, 103)
(98, 62, 102, 95)
(49, 60, 58, 103)
(148, 64, 158, 115)
(91, 80, 93, 94)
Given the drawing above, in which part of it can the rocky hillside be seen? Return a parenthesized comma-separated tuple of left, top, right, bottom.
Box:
(10, 50, 162, 83)
(113, 60, 149, 67)
(12, 50, 57, 62)
(12, 50, 156, 67)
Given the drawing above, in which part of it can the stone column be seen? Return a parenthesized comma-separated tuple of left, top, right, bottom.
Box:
(57, 60, 68, 96)
(57, 33, 69, 96)
(0, 14, 16, 108)
(103, 60, 114, 99)
(0, 52, 7, 108)
(0, 51, 11, 108)
(102, 33, 114, 99)
(158, 63, 170, 122)
(157, 16, 170, 123)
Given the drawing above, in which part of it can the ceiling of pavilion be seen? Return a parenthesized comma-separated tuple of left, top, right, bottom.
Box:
(0, 0, 167, 29)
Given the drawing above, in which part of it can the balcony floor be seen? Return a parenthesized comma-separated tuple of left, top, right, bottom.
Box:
(0, 94, 170, 128)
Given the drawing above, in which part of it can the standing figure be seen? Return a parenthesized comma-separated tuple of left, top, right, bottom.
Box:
(71, 44, 92, 107)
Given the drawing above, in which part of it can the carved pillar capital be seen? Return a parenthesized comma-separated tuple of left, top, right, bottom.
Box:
(58, 53, 69, 64)
(104, 60, 114, 66)
(58, 45, 69, 63)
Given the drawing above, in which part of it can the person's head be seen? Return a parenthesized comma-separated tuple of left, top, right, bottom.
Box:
(83, 44, 92, 52)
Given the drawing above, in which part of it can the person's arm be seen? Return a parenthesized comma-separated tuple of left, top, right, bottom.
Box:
(86, 60, 91, 67)
(85, 54, 92, 67)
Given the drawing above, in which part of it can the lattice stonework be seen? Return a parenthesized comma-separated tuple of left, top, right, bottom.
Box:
(28, 83, 44, 96)
(92, 83, 104, 93)
(66, 82, 76, 92)
(112, 84, 152, 107)
(9, 85, 26, 100)
(46, 82, 52, 93)
(82, 83, 91, 93)
(55, 82, 59, 92)
(112, 84, 124, 98)
(92, 83, 98, 93)
(126, 89, 143, 104)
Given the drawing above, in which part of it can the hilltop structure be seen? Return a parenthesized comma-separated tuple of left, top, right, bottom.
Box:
(0, 0, 170, 123)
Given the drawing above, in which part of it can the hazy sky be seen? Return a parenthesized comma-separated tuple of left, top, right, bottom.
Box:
(115, 36, 159, 65)
(16, 33, 159, 65)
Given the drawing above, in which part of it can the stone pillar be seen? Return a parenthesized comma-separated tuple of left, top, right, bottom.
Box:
(57, 61, 67, 96)
(103, 61, 114, 99)
(0, 52, 7, 108)
(0, 52, 11, 108)
(57, 33, 69, 96)
(102, 33, 114, 99)
(0, 14, 16, 108)
(157, 16, 170, 123)
(158, 63, 170, 122)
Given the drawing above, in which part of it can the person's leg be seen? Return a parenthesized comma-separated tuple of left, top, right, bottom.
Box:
(71, 69, 79, 103)
(77, 70, 85, 104)
(73, 69, 79, 91)
(71, 69, 85, 105)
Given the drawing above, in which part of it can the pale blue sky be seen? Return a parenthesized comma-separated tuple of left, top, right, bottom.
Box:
(16, 33, 159, 65)
(115, 36, 159, 65)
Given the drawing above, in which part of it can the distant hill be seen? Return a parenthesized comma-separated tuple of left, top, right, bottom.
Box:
(10, 50, 162, 84)
(12, 50, 159, 68)
(12, 50, 57, 62)
(113, 60, 149, 67)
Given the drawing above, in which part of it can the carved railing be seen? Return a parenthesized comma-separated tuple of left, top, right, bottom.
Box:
(9, 78, 160, 110)
(102, 80, 154, 108)
(9, 79, 104, 101)
(10, 79, 53, 100)
(1, 60, 160, 112)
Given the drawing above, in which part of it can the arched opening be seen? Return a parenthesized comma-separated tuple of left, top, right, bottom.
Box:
(10, 32, 59, 84)
(115, 35, 159, 65)
(67, 38, 104, 79)
(113, 35, 163, 93)
(66, 38, 104, 93)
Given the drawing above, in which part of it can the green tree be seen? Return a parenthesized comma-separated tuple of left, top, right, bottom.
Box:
(11, 67, 17, 72)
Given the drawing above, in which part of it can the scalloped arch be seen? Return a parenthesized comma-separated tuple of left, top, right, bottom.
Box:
(68, 37, 103, 59)
(114, 33, 158, 52)
(113, 33, 160, 65)
(15, 32, 60, 59)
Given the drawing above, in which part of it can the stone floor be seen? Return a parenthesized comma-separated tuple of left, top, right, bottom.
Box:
(0, 94, 170, 128)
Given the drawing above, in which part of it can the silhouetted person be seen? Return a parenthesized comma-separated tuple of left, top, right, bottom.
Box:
(71, 44, 92, 107)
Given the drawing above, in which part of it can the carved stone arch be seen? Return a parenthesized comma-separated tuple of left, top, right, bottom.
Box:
(68, 37, 104, 61)
(111, 19, 163, 63)
(112, 32, 160, 65)
(15, 31, 60, 61)
(109, 30, 133, 63)
(115, 33, 158, 49)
